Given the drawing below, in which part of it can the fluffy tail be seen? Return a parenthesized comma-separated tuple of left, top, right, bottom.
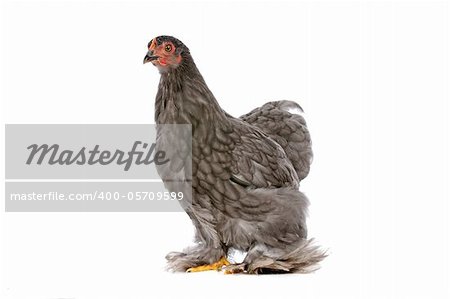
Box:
(239, 100, 313, 182)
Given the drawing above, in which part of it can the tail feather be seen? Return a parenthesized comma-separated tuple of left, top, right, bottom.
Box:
(240, 100, 313, 182)
(273, 100, 304, 114)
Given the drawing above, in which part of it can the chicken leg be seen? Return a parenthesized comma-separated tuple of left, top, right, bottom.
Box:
(186, 256, 230, 272)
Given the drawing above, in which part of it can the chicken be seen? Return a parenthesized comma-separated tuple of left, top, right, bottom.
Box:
(144, 36, 326, 274)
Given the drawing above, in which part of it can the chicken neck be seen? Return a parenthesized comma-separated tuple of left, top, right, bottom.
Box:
(154, 55, 231, 133)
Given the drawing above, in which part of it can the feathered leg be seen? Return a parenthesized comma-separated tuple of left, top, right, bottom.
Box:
(166, 244, 227, 272)
(166, 206, 229, 272)
(224, 239, 326, 274)
(223, 188, 327, 274)
(249, 239, 326, 274)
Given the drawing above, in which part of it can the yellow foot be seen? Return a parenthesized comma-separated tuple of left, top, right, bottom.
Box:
(186, 257, 230, 273)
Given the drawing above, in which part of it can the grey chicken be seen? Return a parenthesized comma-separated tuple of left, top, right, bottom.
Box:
(144, 36, 326, 274)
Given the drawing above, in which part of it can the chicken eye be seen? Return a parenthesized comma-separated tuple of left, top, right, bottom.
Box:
(165, 44, 173, 52)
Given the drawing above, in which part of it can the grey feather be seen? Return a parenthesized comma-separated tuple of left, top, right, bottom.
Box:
(240, 100, 313, 181)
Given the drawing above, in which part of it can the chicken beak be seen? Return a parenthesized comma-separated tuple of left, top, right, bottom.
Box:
(143, 51, 159, 64)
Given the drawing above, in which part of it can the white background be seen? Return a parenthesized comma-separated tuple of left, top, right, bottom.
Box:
(1, 0, 449, 298)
